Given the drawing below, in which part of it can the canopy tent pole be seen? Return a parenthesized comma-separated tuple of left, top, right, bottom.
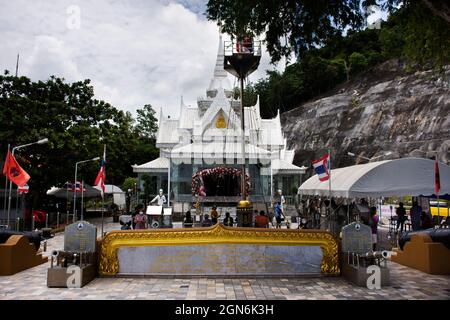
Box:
(167, 159, 171, 207)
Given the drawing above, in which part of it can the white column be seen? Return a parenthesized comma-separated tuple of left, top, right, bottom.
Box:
(167, 159, 171, 207)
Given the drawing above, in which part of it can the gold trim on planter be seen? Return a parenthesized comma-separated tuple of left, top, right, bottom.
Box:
(99, 224, 340, 276)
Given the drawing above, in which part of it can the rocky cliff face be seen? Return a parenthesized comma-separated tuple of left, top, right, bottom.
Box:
(281, 59, 450, 173)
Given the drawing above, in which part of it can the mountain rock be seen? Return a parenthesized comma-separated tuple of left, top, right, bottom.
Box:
(281, 59, 450, 174)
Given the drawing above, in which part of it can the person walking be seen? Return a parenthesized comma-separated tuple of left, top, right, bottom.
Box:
(396, 202, 407, 232)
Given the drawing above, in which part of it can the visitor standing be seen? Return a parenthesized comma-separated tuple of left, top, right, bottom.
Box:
(255, 210, 269, 228)
(421, 210, 433, 229)
(202, 214, 212, 227)
(396, 202, 407, 232)
(223, 212, 234, 227)
(368, 206, 379, 251)
(131, 204, 143, 230)
(184, 210, 193, 228)
(210, 206, 219, 224)
(274, 203, 285, 228)
(410, 200, 422, 231)
(134, 209, 148, 229)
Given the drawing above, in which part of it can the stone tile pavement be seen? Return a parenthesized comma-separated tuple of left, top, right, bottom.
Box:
(0, 217, 449, 300)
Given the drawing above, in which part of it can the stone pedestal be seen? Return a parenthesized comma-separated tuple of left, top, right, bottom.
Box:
(47, 264, 96, 288)
(341, 254, 390, 287)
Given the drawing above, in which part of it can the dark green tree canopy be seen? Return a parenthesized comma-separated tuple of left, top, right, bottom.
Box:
(207, 0, 449, 63)
(0, 73, 159, 207)
(136, 104, 158, 139)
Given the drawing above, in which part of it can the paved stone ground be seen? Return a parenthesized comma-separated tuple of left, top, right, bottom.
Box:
(0, 217, 449, 300)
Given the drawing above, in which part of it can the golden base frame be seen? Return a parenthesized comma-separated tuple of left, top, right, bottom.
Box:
(98, 224, 340, 276)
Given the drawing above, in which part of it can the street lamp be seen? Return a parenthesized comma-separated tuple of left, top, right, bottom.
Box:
(347, 151, 392, 162)
(73, 157, 100, 222)
(6, 138, 49, 228)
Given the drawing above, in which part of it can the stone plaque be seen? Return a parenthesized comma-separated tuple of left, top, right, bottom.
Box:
(64, 221, 97, 252)
(341, 222, 372, 254)
(117, 244, 323, 275)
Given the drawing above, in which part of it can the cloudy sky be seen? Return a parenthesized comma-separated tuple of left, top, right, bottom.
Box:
(0, 1, 386, 118)
(0, 0, 286, 118)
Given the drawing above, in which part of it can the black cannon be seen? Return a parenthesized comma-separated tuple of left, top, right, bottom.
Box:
(399, 228, 450, 250)
(0, 230, 43, 251)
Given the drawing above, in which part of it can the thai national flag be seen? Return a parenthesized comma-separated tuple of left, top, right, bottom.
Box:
(312, 154, 330, 182)
(72, 181, 83, 192)
(18, 184, 29, 194)
(95, 145, 106, 198)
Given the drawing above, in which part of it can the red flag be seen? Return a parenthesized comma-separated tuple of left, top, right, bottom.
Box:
(95, 145, 106, 198)
(2, 150, 30, 187)
(435, 159, 440, 194)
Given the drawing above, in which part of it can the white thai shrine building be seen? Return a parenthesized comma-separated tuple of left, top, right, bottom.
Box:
(133, 36, 305, 213)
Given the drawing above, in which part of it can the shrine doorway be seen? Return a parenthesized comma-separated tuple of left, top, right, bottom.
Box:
(192, 167, 250, 197)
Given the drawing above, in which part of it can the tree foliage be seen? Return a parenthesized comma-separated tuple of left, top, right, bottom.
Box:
(234, 4, 449, 118)
(0, 74, 158, 208)
(207, 0, 449, 65)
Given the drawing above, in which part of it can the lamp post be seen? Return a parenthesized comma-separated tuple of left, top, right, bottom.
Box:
(73, 157, 100, 222)
(7, 138, 48, 228)
(347, 151, 392, 162)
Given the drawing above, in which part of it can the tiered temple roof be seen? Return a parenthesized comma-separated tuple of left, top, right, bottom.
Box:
(133, 35, 304, 175)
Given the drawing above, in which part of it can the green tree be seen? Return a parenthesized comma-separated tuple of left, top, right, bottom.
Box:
(122, 177, 137, 192)
(207, 0, 450, 65)
(348, 52, 369, 75)
(0, 73, 156, 209)
(136, 104, 158, 139)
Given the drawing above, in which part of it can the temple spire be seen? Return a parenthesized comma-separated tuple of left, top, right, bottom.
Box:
(207, 34, 232, 96)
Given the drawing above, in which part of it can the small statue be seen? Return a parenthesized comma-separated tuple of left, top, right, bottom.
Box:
(151, 189, 167, 206)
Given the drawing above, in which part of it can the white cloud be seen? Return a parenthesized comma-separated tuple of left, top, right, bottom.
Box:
(0, 0, 284, 118)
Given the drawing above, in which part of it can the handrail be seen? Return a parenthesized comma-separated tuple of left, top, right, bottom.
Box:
(224, 40, 262, 56)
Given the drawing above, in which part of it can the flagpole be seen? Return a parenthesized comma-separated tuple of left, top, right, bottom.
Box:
(7, 138, 48, 227)
(3, 144, 10, 224)
(66, 181, 69, 224)
(6, 147, 16, 228)
(73, 163, 78, 222)
(15, 186, 19, 222)
(101, 144, 106, 237)
(436, 155, 440, 225)
(328, 148, 332, 232)
(81, 180, 84, 221)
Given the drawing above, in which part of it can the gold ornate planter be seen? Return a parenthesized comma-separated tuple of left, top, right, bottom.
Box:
(99, 224, 340, 276)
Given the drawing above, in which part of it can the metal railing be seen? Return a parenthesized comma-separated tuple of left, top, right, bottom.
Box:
(224, 40, 262, 56)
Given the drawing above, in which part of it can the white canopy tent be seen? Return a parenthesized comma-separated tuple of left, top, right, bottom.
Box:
(299, 157, 450, 198)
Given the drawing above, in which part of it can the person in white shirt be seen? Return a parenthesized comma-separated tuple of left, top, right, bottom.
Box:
(151, 189, 167, 206)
